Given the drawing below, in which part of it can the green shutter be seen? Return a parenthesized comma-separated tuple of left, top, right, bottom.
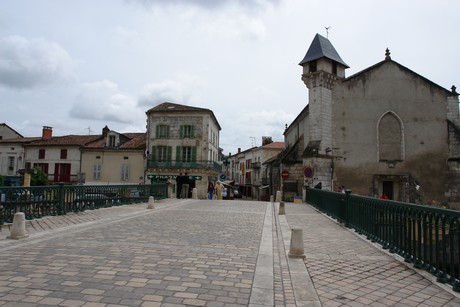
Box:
(191, 126, 195, 138)
(151, 146, 156, 161)
(167, 146, 172, 162)
(180, 126, 184, 138)
(166, 125, 170, 138)
(155, 125, 159, 138)
(176, 146, 181, 162)
(192, 146, 197, 162)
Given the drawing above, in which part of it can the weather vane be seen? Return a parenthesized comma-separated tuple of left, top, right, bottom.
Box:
(325, 26, 331, 38)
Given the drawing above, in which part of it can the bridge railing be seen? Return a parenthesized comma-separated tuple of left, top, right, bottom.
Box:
(0, 183, 167, 224)
(306, 187, 460, 292)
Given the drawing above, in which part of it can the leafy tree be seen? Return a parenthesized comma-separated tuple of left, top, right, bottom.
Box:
(30, 167, 49, 186)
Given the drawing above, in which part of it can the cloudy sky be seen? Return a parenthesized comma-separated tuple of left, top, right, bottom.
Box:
(1, 0, 459, 155)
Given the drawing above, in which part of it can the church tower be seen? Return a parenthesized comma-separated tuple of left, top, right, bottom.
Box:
(298, 34, 348, 190)
(299, 34, 348, 154)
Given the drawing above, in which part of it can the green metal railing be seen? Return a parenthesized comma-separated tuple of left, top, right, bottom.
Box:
(0, 183, 167, 224)
(306, 187, 460, 292)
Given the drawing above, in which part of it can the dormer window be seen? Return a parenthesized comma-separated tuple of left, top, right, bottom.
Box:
(109, 135, 116, 147)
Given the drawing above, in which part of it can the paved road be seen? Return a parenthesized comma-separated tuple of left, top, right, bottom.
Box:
(0, 199, 459, 306)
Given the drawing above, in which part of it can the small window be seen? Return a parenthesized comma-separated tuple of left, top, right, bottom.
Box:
(39, 149, 45, 159)
(124, 156, 128, 160)
(96, 156, 101, 159)
(156, 125, 170, 139)
(121, 164, 129, 181)
(93, 164, 102, 180)
(332, 62, 337, 75)
(60, 149, 68, 159)
(180, 125, 195, 138)
(309, 60, 317, 73)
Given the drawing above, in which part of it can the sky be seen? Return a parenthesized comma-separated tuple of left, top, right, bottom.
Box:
(1, 0, 459, 155)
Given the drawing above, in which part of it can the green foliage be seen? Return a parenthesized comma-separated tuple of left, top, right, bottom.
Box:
(30, 167, 49, 186)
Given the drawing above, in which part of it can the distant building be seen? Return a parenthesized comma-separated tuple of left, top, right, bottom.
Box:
(145, 102, 222, 199)
(0, 123, 23, 140)
(273, 33, 459, 206)
(80, 126, 146, 185)
(23, 127, 99, 184)
(228, 139, 284, 200)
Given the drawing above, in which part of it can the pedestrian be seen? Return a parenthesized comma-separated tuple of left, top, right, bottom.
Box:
(207, 182, 214, 200)
(215, 181, 223, 200)
(181, 172, 190, 199)
(176, 173, 183, 198)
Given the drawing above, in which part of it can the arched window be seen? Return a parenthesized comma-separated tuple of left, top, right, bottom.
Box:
(378, 112, 404, 161)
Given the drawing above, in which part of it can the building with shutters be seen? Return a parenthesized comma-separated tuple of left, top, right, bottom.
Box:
(273, 33, 460, 206)
(145, 102, 222, 199)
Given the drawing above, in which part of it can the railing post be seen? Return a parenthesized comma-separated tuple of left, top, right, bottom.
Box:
(57, 183, 65, 215)
(344, 189, 351, 228)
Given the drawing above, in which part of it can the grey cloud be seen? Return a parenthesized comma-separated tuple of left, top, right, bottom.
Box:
(70, 80, 144, 124)
(0, 36, 75, 89)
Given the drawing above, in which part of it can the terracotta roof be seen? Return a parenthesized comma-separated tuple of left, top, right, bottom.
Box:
(0, 137, 42, 144)
(146, 102, 222, 130)
(25, 135, 100, 146)
(262, 141, 285, 149)
(119, 133, 146, 149)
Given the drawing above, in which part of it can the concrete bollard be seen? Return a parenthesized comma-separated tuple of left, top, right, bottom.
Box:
(8, 212, 29, 240)
(147, 196, 155, 209)
(279, 201, 285, 215)
(288, 228, 305, 258)
(270, 195, 274, 203)
(192, 188, 198, 199)
(275, 190, 282, 202)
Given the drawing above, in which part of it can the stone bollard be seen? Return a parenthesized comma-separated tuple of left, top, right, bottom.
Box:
(192, 188, 198, 199)
(279, 201, 285, 215)
(275, 190, 282, 202)
(270, 195, 274, 203)
(288, 228, 305, 258)
(8, 212, 29, 240)
(147, 196, 155, 209)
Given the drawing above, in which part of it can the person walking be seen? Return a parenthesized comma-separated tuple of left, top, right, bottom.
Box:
(215, 181, 223, 200)
(181, 172, 190, 199)
(207, 182, 214, 200)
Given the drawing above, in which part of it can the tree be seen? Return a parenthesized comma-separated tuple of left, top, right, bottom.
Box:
(30, 167, 49, 186)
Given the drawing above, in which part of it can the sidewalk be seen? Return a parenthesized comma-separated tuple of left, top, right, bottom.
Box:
(0, 199, 459, 306)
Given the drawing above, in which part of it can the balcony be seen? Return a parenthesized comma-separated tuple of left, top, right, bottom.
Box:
(251, 162, 261, 169)
(147, 160, 222, 172)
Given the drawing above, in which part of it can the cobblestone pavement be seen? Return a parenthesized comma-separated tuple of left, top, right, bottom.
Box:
(0, 199, 459, 306)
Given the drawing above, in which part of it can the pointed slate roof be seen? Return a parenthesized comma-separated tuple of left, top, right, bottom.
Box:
(299, 33, 349, 68)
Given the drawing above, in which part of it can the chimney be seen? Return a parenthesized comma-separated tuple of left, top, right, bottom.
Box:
(102, 125, 110, 138)
(238, 148, 241, 153)
(42, 126, 53, 140)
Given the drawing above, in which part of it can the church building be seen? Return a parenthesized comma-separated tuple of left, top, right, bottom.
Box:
(277, 33, 459, 207)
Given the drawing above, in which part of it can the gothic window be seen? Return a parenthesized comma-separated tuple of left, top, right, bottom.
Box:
(378, 112, 403, 161)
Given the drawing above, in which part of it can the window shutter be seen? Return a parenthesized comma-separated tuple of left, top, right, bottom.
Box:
(155, 125, 159, 138)
(151, 146, 156, 161)
(167, 146, 172, 162)
(191, 126, 195, 138)
(166, 125, 170, 138)
(176, 146, 181, 162)
(180, 126, 184, 138)
(192, 146, 197, 162)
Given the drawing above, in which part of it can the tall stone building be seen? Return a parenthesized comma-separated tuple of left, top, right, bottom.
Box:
(276, 33, 459, 206)
(145, 102, 222, 199)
